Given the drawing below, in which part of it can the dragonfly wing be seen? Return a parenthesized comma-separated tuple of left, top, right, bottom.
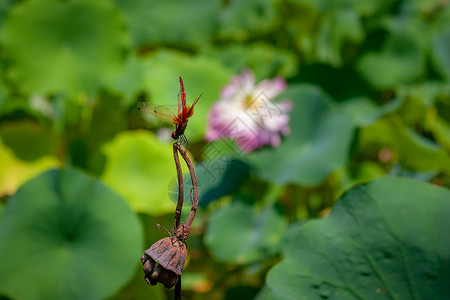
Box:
(191, 92, 203, 108)
(179, 77, 187, 114)
(177, 91, 182, 115)
(138, 102, 178, 124)
(186, 92, 203, 118)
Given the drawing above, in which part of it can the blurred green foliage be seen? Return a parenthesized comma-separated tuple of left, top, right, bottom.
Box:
(0, 0, 449, 299)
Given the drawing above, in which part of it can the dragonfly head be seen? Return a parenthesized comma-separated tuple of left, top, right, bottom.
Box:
(171, 131, 178, 140)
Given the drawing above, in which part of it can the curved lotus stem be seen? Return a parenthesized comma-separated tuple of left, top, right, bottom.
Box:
(173, 143, 184, 229)
(173, 142, 198, 228)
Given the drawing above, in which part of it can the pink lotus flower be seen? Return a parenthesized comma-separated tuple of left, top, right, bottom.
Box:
(205, 69, 292, 153)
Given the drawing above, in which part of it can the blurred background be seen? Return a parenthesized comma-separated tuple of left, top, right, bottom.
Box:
(0, 0, 449, 299)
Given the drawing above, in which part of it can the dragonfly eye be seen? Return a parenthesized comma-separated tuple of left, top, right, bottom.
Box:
(171, 132, 177, 140)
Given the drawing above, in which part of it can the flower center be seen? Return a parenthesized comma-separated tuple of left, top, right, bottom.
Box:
(243, 94, 258, 110)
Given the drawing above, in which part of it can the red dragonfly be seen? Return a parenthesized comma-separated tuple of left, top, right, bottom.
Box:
(138, 77, 202, 146)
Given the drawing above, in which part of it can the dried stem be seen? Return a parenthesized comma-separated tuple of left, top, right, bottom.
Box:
(173, 143, 184, 229)
(172, 142, 199, 300)
(174, 277, 182, 300)
(173, 143, 198, 227)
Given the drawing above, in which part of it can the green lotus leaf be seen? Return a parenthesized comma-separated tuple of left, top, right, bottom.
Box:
(218, 0, 278, 40)
(340, 96, 404, 126)
(339, 97, 380, 126)
(288, 3, 366, 66)
(429, 116, 450, 152)
(0, 136, 59, 197)
(101, 130, 180, 215)
(0, 120, 58, 161)
(293, 0, 395, 16)
(399, 81, 450, 108)
(205, 201, 288, 264)
(195, 159, 251, 207)
(107, 266, 166, 300)
(358, 30, 425, 89)
(0, 0, 15, 26)
(0, 168, 143, 300)
(314, 8, 363, 66)
(210, 43, 298, 80)
(1, 0, 128, 95)
(247, 84, 356, 186)
(260, 178, 450, 300)
(141, 50, 232, 141)
(431, 25, 450, 81)
(360, 118, 450, 174)
(114, 0, 220, 47)
(175, 140, 249, 207)
(0, 76, 8, 108)
(105, 53, 145, 104)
